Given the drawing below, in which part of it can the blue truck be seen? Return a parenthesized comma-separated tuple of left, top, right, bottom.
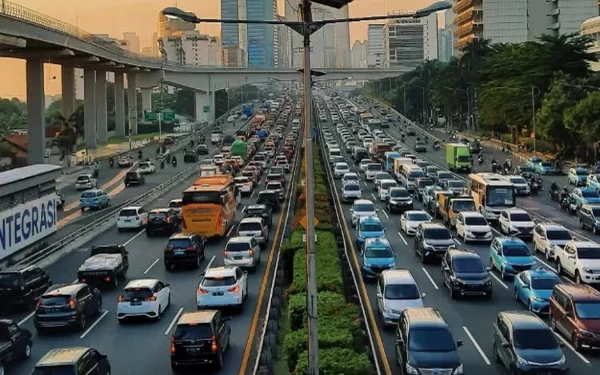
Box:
(242, 103, 254, 117)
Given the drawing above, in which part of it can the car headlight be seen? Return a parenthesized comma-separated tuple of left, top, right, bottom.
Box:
(405, 364, 419, 375)
(424, 244, 435, 251)
(583, 267, 592, 273)
(516, 356, 529, 366)
(531, 296, 544, 302)
(453, 364, 464, 375)
(448, 244, 456, 249)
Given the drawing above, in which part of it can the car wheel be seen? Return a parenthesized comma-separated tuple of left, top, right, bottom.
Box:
(594, 226, 599, 235)
(556, 261, 563, 275)
(195, 255, 201, 269)
(97, 299, 103, 314)
(156, 306, 162, 321)
(575, 271, 582, 284)
(493, 341, 501, 363)
(22, 342, 31, 359)
(514, 288, 519, 302)
(572, 333, 583, 351)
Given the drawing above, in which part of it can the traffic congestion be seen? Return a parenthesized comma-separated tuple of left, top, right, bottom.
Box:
(315, 91, 599, 375)
(0, 95, 303, 375)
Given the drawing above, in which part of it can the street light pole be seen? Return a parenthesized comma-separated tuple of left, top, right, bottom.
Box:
(531, 85, 536, 155)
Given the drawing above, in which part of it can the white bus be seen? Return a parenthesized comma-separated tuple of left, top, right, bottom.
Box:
(468, 173, 516, 223)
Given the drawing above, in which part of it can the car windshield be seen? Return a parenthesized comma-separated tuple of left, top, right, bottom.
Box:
(407, 213, 430, 221)
(390, 189, 409, 198)
(365, 247, 394, 258)
(487, 187, 515, 207)
(465, 217, 488, 226)
(576, 168, 588, 175)
(167, 239, 192, 249)
(457, 155, 470, 162)
(541, 162, 553, 167)
(453, 258, 486, 273)
(438, 172, 453, 179)
(581, 190, 600, 198)
(119, 209, 138, 217)
(148, 212, 167, 219)
(424, 228, 451, 240)
(453, 200, 475, 211)
(343, 175, 359, 181)
(513, 329, 558, 350)
(384, 284, 420, 300)
(202, 276, 236, 287)
(427, 167, 440, 174)
(173, 323, 213, 340)
(381, 181, 397, 189)
(120, 288, 154, 301)
(80, 192, 97, 198)
(335, 164, 349, 170)
(0, 273, 21, 287)
(361, 222, 383, 232)
(408, 328, 456, 352)
(182, 191, 221, 205)
(418, 179, 434, 188)
(354, 203, 375, 212)
(76, 176, 90, 182)
(575, 302, 600, 319)
(376, 173, 392, 180)
(503, 246, 531, 257)
(531, 277, 561, 290)
(32, 366, 77, 375)
(577, 247, 600, 259)
(510, 178, 527, 184)
(546, 230, 572, 241)
(239, 222, 263, 232)
(408, 170, 424, 178)
(367, 164, 382, 171)
(344, 184, 360, 191)
(448, 181, 465, 188)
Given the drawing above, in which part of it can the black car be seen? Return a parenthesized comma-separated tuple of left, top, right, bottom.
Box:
(32, 347, 111, 375)
(414, 141, 427, 152)
(164, 233, 206, 271)
(184, 150, 198, 163)
(0, 319, 32, 373)
(146, 208, 180, 236)
(124, 171, 145, 187)
(196, 144, 209, 155)
(415, 177, 434, 201)
(244, 204, 273, 227)
(441, 249, 492, 299)
(90, 244, 130, 273)
(387, 187, 413, 214)
(414, 223, 455, 263)
(170, 310, 231, 372)
(493, 311, 568, 374)
(395, 307, 463, 374)
(34, 283, 102, 333)
(0, 265, 52, 310)
(78, 252, 127, 289)
(256, 190, 281, 212)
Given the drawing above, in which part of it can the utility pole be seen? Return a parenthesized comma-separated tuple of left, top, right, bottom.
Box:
(531, 85, 536, 155)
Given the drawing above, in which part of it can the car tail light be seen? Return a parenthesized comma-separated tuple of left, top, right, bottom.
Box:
(165, 246, 173, 252)
(211, 335, 218, 352)
(170, 337, 176, 353)
(118, 296, 125, 302)
(36, 299, 41, 308)
(228, 285, 240, 293)
(197, 288, 209, 295)
(146, 296, 157, 301)
(104, 276, 111, 282)
(185, 246, 195, 252)
(249, 249, 254, 257)
(69, 298, 77, 309)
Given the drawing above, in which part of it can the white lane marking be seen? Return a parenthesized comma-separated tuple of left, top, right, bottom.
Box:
(397, 231, 408, 246)
(462, 326, 491, 365)
(453, 238, 461, 245)
(382, 210, 389, 219)
(489, 272, 509, 289)
(553, 332, 591, 364)
(363, 181, 368, 187)
(143, 258, 160, 274)
(80, 310, 108, 339)
(17, 312, 35, 326)
(242, 205, 247, 212)
(164, 307, 184, 336)
(226, 225, 235, 237)
(534, 257, 574, 284)
(203, 255, 216, 274)
(123, 228, 146, 246)
(371, 193, 377, 200)
(250, 191, 255, 198)
(421, 267, 439, 290)
(72, 278, 78, 284)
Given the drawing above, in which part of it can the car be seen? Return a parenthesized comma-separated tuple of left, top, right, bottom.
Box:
(359, 238, 396, 280)
(116, 279, 171, 322)
(350, 199, 377, 227)
(358, 159, 371, 172)
(223, 236, 261, 269)
(333, 162, 350, 178)
(493, 311, 568, 374)
(534, 160, 556, 175)
(75, 174, 97, 190)
(373, 172, 392, 190)
(514, 266, 561, 314)
(33, 347, 111, 375)
(415, 177, 434, 201)
(213, 154, 225, 166)
(341, 181, 362, 202)
(124, 171, 145, 186)
(375, 270, 425, 326)
(365, 163, 383, 181)
(136, 161, 156, 174)
(0, 265, 52, 311)
(571, 187, 600, 207)
(256, 190, 280, 212)
(568, 167, 589, 186)
(116, 206, 148, 230)
(196, 144, 209, 155)
(170, 310, 231, 371)
(442, 249, 492, 299)
(386, 187, 413, 213)
(34, 283, 102, 333)
(498, 208, 535, 238)
(265, 181, 285, 200)
(435, 170, 455, 186)
(117, 155, 134, 167)
(244, 204, 273, 227)
(341, 172, 360, 185)
(234, 176, 254, 195)
(164, 233, 206, 270)
(168, 198, 183, 218)
(532, 223, 572, 260)
(356, 216, 385, 247)
(399, 210, 431, 236)
(241, 169, 258, 184)
(394, 308, 463, 374)
(79, 189, 110, 211)
(414, 141, 427, 152)
(146, 208, 180, 236)
(0, 320, 32, 373)
(578, 204, 600, 234)
(455, 212, 493, 243)
(414, 223, 455, 263)
(507, 175, 530, 196)
(526, 156, 543, 170)
(196, 266, 248, 310)
(489, 237, 536, 279)
(237, 217, 269, 247)
(78, 251, 127, 289)
(378, 179, 399, 201)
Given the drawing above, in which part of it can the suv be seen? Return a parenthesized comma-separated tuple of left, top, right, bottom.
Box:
(414, 223, 455, 263)
(376, 270, 424, 326)
(555, 240, 600, 284)
(395, 308, 463, 374)
(256, 190, 281, 212)
(237, 217, 269, 248)
(578, 204, 600, 234)
(146, 208, 180, 236)
(124, 171, 145, 187)
(32, 347, 111, 375)
(34, 283, 102, 333)
(0, 319, 33, 373)
(170, 310, 231, 371)
(498, 208, 535, 238)
(224, 237, 261, 270)
(549, 284, 600, 350)
(244, 204, 273, 226)
(0, 265, 52, 310)
(441, 249, 492, 299)
(164, 234, 206, 271)
(494, 311, 567, 374)
(532, 223, 572, 260)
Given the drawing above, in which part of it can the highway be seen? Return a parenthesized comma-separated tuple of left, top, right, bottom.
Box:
(320, 96, 597, 375)
(6, 102, 300, 375)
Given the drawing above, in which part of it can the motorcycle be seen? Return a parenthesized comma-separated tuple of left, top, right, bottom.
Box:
(492, 161, 498, 173)
(160, 159, 165, 169)
(138, 151, 143, 160)
(560, 197, 577, 215)
(549, 189, 559, 202)
(478, 155, 484, 165)
(108, 157, 114, 168)
(172, 158, 178, 167)
(433, 142, 440, 150)
(530, 180, 540, 195)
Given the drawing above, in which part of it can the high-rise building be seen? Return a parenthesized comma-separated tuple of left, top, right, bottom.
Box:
(246, 0, 277, 67)
(141, 47, 154, 56)
(238, 0, 248, 66)
(421, 13, 438, 60)
(383, 20, 424, 69)
(438, 29, 453, 63)
(367, 24, 385, 67)
(222, 47, 246, 67)
(276, 15, 292, 68)
(287, 2, 336, 68)
(221, 0, 240, 48)
(444, 2, 456, 57)
(123, 32, 140, 54)
(152, 32, 159, 56)
(351, 40, 368, 68)
(161, 30, 221, 66)
(334, 6, 351, 67)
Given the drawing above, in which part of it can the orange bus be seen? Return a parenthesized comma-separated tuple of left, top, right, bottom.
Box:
(181, 175, 237, 238)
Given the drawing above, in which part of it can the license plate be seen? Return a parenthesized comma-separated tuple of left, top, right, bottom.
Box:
(174, 250, 185, 255)
(234, 256, 243, 260)
(130, 301, 142, 306)
(124, 219, 131, 222)
(212, 292, 224, 296)
(186, 347, 201, 353)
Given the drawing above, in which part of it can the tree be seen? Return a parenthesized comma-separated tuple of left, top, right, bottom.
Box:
(564, 91, 600, 151)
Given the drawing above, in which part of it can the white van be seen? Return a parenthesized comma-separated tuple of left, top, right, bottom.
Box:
(227, 115, 236, 123)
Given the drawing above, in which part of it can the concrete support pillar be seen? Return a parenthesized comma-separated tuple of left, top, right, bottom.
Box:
(95, 71, 108, 144)
(25, 59, 46, 165)
(127, 72, 138, 135)
(207, 90, 216, 124)
(141, 87, 152, 115)
(114, 72, 125, 137)
(195, 91, 210, 123)
(60, 65, 75, 118)
(83, 68, 96, 149)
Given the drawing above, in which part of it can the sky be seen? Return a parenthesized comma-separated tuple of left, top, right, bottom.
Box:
(0, 0, 433, 99)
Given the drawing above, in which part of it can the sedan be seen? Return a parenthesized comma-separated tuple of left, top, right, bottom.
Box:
(118, 156, 134, 167)
(117, 279, 171, 322)
(400, 210, 431, 236)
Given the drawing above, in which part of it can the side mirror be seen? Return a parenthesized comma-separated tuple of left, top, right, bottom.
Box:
(376, 292, 382, 298)
(165, 283, 170, 287)
(486, 267, 491, 272)
(421, 293, 427, 298)
(443, 266, 450, 272)
(456, 340, 463, 347)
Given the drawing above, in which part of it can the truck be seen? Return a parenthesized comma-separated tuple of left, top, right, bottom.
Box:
(0, 319, 32, 373)
(446, 143, 471, 173)
(77, 245, 129, 289)
(230, 139, 249, 161)
(371, 142, 392, 161)
(555, 241, 600, 285)
(242, 103, 254, 117)
(437, 195, 476, 228)
(393, 158, 414, 181)
(384, 151, 401, 173)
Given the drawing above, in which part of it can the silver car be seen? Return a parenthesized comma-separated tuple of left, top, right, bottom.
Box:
(334, 162, 350, 179)
(376, 270, 425, 326)
(237, 217, 269, 247)
(224, 236, 261, 269)
(341, 182, 362, 202)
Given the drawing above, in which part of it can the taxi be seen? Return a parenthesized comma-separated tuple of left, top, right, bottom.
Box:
(360, 238, 396, 280)
(513, 266, 562, 314)
(490, 237, 537, 280)
(356, 216, 385, 246)
(79, 189, 110, 211)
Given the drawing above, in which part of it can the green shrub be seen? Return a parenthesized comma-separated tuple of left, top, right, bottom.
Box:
(294, 348, 372, 375)
(283, 328, 307, 372)
(288, 293, 306, 330)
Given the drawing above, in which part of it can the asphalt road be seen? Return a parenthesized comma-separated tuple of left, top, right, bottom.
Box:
(320, 97, 598, 375)
(6, 105, 300, 375)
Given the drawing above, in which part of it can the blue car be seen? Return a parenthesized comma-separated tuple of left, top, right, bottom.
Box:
(571, 187, 600, 207)
(360, 237, 396, 280)
(490, 237, 537, 279)
(513, 266, 562, 314)
(534, 160, 556, 175)
(356, 216, 385, 246)
(568, 167, 589, 186)
(526, 156, 542, 170)
(79, 189, 110, 211)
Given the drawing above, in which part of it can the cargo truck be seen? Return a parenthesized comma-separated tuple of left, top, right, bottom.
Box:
(242, 103, 254, 117)
(446, 143, 471, 172)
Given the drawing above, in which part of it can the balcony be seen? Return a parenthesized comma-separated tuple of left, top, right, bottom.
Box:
(454, 8, 474, 25)
(454, 21, 476, 39)
(456, 35, 477, 50)
(548, 22, 560, 30)
(548, 8, 560, 16)
(453, 0, 473, 15)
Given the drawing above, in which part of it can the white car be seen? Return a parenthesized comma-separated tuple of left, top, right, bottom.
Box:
(334, 162, 350, 179)
(378, 179, 399, 201)
(350, 199, 377, 227)
(117, 206, 148, 230)
(237, 217, 269, 247)
(224, 236, 261, 269)
(455, 212, 493, 243)
(231, 156, 244, 167)
(532, 223, 572, 260)
(328, 148, 342, 163)
(341, 172, 360, 185)
(137, 161, 156, 174)
(508, 175, 530, 196)
(118, 156, 134, 167)
(499, 208, 535, 238)
(75, 174, 97, 190)
(116, 279, 171, 322)
(200, 159, 214, 167)
(234, 176, 254, 195)
(341, 181, 362, 202)
(376, 270, 425, 326)
(211, 132, 223, 143)
(400, 210, 432, 236)
(196, 266, 248, 310)
(213, 154, 225, 166)
(240, 114, 248, 120)
(359, 159, 371, 173)
(168, 199, 183, 218)
(365, 163, 383, 181)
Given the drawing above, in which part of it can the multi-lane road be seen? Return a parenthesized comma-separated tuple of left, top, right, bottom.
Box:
(5, 104, 300, 375)
(321, 97, 598, 375)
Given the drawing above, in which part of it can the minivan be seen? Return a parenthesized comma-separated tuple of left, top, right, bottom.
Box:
(224, 236, 261, 270)
(376, 270, 424, 326)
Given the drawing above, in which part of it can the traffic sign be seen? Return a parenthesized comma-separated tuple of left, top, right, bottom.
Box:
(299, 215, 319, 230)
(162, 111, 175, 121)
(144, 111, 157, 122)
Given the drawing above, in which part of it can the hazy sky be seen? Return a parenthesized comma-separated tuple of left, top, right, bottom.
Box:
(0, 0, 432, 99)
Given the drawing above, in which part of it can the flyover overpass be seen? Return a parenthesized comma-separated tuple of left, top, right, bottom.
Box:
(0, 1, 409, 162)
